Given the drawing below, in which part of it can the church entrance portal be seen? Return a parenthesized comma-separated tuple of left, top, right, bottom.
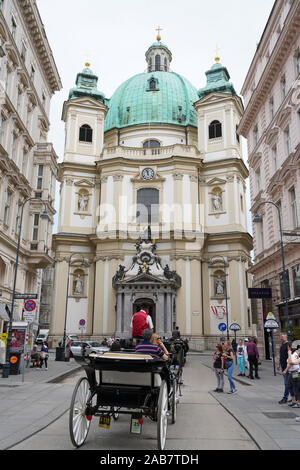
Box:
(133, 298, 156, 331)
(113, 236, 181, 338)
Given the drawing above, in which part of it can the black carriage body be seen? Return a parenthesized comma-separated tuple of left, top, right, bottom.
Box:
(78, 353, 170, 416)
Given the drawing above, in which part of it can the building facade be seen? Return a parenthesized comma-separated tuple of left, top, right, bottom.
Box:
(0, 0, 61, 335)
(239, 0, 300, 357)
(51, 37, 254, 350)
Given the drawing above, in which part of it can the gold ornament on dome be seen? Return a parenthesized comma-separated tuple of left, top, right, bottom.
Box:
(156, 25, 163, 41)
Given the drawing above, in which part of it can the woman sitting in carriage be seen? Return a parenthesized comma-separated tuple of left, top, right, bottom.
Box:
(135, 329, 169, 361)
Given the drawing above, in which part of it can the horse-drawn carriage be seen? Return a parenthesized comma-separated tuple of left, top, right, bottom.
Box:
(69, 338, 187, 450)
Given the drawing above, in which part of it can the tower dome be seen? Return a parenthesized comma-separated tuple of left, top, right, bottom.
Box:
(104, 38, 199, 133)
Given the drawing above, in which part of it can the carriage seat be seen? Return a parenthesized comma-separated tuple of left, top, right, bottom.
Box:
(92, 352, 162, 387)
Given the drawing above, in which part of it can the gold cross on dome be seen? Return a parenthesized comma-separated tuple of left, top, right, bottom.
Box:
(215, 45, 221, 63)
(156, 26, 163, 41)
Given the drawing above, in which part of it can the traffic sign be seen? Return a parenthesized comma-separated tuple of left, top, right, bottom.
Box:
(230, 322, 241, 331)
(15, 294, 38, 300)
(23, 312, 35, 323)
(79, 319, 86, 327)
(24, 300, 36, 312)
(218, 323, 227, 332)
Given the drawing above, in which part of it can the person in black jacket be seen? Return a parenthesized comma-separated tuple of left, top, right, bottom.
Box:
(277, 333, 290, 404)
(212, 344, 224, 392)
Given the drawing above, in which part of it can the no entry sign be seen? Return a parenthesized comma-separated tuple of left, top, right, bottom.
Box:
(24, 299, 36, 312)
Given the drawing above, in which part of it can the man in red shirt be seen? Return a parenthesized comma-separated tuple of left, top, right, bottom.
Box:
(131, 306, 154, 342)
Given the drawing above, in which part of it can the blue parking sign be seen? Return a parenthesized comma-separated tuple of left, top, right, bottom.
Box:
(218, 323, 227, 332)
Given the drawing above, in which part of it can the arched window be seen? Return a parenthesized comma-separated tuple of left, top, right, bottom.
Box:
(149, 78, 156, 90)
(164, 57, 168, 71)
(209, 120, 222, 139)
(79, 124, 93, 143)
(137, 188, 159, 224)
(143, 140, 160, 149)
(155, 54, 161, 71)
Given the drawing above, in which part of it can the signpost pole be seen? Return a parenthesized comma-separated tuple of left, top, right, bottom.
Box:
(271, 330, 276, 377)
(264, 313, 279, 377)
(234, 330, 237, 365)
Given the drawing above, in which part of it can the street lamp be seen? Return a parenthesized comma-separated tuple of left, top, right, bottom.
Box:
(60, 254, 87, 360)
(209, 256, 229, 340)
(2, 198, 49, 378)
(253, 201, 291, 342)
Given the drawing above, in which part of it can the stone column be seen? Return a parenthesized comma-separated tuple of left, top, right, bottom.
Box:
(123, 292, 133, 337)
(115, 291, 123, 337)
(165, 291, 172, 337)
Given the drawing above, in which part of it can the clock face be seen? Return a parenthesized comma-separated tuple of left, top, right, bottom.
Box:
(142, 168, 155, 180)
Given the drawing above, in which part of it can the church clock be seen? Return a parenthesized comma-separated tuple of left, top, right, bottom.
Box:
(142, 168, 155, 180)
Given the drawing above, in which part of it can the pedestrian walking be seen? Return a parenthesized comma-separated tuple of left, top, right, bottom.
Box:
(237, 339, 248, 376)
(212, 344, 224, 392)
(277, 333, 290, 404)
(39, 341, 49, 370)
(172, 326, 181, 340)
(246, 337, 260, 380)
(244, 338, 249, 371)
(223, 340, 237, 394)
(283, 345, 300, 408)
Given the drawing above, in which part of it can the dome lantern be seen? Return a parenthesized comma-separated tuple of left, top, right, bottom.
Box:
(68, 62, 106, 103)
(145, 27, 172, 73)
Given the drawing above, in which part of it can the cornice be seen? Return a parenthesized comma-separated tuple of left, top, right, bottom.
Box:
(96, 154, 204, 171)
(203, 157, 249, 179)
(239, 1, 300, 136)
(16, 0, 62, 94)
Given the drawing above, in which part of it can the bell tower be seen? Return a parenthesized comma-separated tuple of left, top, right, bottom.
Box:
(61, 63, 108, 165)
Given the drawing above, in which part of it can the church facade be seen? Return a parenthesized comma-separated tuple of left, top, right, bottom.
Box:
(50, 36, 254, 349)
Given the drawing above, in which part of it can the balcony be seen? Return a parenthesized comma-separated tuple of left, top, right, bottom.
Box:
(27, 244, 54, 269)
(101, 144, 201, 160)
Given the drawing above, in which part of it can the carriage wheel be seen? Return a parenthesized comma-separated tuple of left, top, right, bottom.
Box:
(171, 377, 179, 424)
(157, 380, 168, 450)
(69, 377, 93, 448)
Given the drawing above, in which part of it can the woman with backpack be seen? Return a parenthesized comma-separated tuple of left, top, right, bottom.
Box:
(223, 340, 237, 394)
(212, 344, 225, 393)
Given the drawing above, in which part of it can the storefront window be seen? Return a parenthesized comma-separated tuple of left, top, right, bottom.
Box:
(279, 270, 290, 300)
(293, 264, 300, 297)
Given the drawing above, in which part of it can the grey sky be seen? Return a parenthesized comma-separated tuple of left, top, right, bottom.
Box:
(36, 0, 275, 234)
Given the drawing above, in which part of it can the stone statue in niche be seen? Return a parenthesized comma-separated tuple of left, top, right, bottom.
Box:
(78, 193, 89, 212)
(215, 276, 225, 296)
(74, 274, 84, 295)
(212, 193, 222, 212)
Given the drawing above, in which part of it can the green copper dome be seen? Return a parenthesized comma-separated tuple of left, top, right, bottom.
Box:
(69, 64, 106, 103)
(104, 71, 199, 132)
(198, 61, 237, 100)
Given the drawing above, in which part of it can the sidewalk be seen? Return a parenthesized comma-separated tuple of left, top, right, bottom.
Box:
(0, 350, 81, 450)
(198, 353, 300, 450)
